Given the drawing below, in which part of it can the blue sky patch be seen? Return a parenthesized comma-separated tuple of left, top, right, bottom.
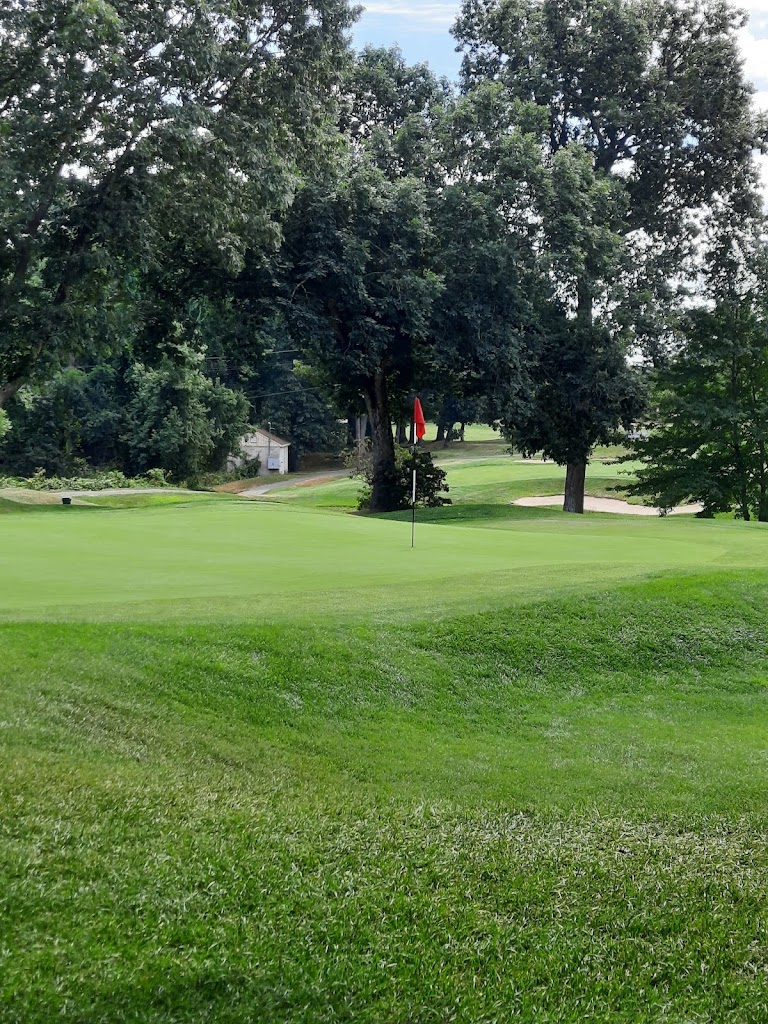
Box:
(353, 1, 768, 95)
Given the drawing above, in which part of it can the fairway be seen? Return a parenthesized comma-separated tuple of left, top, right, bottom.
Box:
(3, 463, 768, 1022)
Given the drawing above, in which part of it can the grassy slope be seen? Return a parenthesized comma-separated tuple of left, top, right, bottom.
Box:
(2, 466, 768, 1022)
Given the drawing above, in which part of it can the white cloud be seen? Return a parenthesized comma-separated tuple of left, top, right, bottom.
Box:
(739, 26, 768, 90)
(738, 2, 768, 91)
(736, 7, 768, 200)
(360, 2, 457, 30)
(359, 2, 768, 97)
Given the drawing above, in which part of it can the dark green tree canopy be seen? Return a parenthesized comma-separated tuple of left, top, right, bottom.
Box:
(340, 46, 450, 182)
(282, 158, 442, 510)
(428, 182, 542, 428)
(123, 347, 249, 484)
(629, 221, 768, 522)
(0, 0, 354, 406)
(286, 163, 440, 395)
(455, 0, 762, 235)
(0, 351, 249, 482)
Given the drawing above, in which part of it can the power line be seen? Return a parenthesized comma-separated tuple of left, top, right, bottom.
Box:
(51, 360, 338, 402)
(205, 349, 302, 361)
(251, 384, 339, 400)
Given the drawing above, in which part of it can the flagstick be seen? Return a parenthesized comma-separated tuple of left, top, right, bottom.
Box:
(410, 398, 424, 550)
(411, 464, 417, 549)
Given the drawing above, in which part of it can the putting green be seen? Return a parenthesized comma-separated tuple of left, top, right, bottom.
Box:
(2, 498, 766, 622)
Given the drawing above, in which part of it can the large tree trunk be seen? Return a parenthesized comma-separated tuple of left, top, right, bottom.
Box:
(739, 482, 751, 522)
(564, 462, 586, 514)
(348, 414, 368, 474)
(732, 414, 750, 521)
(757, 440, 767, 523)
(561, 284, 595, 516)
(435, 423, 445, 443)
(0, 377, 24, 409)
(364, 374, 399, 512)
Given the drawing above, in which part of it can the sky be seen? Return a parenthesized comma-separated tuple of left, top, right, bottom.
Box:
(352, 1, 768, 101)
(352, 1, 463, 79)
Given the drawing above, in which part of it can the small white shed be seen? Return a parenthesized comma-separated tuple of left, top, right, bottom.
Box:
(231, 429, 291, 476)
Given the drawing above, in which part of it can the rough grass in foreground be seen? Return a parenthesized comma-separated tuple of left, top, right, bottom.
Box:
(3, 574, 768, 1021)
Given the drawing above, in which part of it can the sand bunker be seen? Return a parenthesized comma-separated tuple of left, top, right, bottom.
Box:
(513, 495, 704, 516)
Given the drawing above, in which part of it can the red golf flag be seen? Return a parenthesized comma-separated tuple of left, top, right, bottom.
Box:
(414, 398, 426, 441)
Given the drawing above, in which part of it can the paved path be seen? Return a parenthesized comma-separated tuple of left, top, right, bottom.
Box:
(513, 495, 704, 516)
(239, 471, 347, 498)
(2, 479, 348, 503)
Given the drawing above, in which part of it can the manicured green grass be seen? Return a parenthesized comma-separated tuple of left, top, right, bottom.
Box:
(418, 423, 630, 463)
(1, 492, 765, 623)
(2, 460, 768, 1022)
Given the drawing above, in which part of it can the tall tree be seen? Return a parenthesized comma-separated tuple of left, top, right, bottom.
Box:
(455, 0, 760, 229)
(629, 302, 768, 522)
(356, 52, 547, 471)
(629, 222, 768, 522)
(508, 145, 645, 510)
(265, 50, 450, 511)
(0, 0, 353, 407)
(283, 160, 443, 511)
(428, 179, 543, 443)
(341, 45, 449, 183)
(455, 0, 762, 511)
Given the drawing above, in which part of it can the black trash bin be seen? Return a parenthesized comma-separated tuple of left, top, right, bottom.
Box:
(62, 497, 72, 506)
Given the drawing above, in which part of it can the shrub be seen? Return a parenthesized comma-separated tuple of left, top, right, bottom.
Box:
(144, 468, 169, 487)
(193, 457, 262, 490)
(2, 468, 172, 492)
(122, 350, 249, 483)
(356, 445, 450, 511)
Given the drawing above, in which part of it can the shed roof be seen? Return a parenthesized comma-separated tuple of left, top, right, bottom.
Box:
(248, 428, 291, 447)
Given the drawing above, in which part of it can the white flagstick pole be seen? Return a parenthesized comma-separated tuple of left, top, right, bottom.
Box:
(411, 464, 417, 549)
